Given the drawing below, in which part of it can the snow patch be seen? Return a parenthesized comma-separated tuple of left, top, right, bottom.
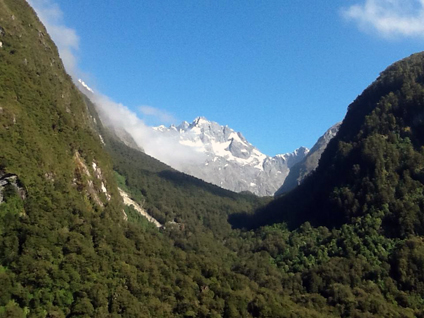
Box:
(179, 138, 205, 150)
(153, 125, 167, 132)
(78, 79, 94, 93)
(229, 132, 248, 146)
(99, 134, 105, 145)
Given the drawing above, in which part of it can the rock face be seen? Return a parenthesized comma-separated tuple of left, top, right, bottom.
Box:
(275, 122, 341, 196)
(73, 152, 111, 207)
(154, 117, 309, 196)
(119, 188, 162, 227)
(0, 172, 26, 203)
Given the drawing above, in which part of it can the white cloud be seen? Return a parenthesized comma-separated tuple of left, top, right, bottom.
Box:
(27, 0, 80, 76)
(138, 105, 177, 124)
(342, 0, 424, 39)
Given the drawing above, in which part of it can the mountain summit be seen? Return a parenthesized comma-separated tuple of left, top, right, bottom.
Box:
(154, 117, 308, 196)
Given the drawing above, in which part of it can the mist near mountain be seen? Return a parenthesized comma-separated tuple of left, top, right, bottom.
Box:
(29, 0, 205, 171)
(86, 89, 207, 170)
(79, 84, 308, 195)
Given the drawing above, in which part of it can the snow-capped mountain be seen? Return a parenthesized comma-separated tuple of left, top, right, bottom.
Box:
(75, 78, 308, 196)
(154, 117, 309, 196)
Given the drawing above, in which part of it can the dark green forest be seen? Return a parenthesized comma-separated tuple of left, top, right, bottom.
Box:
(2, 0, 424, 317)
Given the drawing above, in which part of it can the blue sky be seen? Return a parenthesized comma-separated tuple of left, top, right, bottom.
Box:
(29, 0, 424, 156)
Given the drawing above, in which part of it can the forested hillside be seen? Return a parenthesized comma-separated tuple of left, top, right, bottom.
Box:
(3, 0, 424, 317)
(235, 52, 424, 237)
(229, 52, 424, 316)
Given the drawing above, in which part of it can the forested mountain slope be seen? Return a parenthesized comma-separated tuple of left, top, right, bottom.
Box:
(227, 52, 424, 317)
(234, 52, 424, 238)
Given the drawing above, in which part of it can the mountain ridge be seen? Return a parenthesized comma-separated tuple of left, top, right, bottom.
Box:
(275, 122, 341, 195)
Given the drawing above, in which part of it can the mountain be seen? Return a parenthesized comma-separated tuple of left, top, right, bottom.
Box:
(275, 122, 341, 196)
(226, 52, 424, 316)
(234, 52, 424, 238)
(154, 117, 309, 196)
(76, 80, 309, 197)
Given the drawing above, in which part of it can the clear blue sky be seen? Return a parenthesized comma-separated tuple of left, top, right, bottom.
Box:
(35, 0, 424, 155)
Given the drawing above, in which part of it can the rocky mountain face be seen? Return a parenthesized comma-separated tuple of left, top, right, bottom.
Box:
(275, 122, 341, 196)
(154, 117, 309, 196)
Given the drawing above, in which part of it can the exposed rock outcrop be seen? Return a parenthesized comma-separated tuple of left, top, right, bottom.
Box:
(0, 172, 26, 203)
(73, 152, 110, 207)
(119, 188, 162, 228)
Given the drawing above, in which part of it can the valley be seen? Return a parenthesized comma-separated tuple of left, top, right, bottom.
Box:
(1, 1, 424, 317)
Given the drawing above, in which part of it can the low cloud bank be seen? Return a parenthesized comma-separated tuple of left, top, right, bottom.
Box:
(138, 105, 177, 125)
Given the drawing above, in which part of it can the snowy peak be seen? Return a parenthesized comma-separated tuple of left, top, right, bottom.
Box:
(177, 121, 190, 131)
(192, 116, 209, 127)
(174, 117, 261, 164)
(153, 117, 309, 196)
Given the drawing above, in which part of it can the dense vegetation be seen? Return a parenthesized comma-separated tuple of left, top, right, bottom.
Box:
(229, 52, 424, 315)
(3, 0, 424, 316)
